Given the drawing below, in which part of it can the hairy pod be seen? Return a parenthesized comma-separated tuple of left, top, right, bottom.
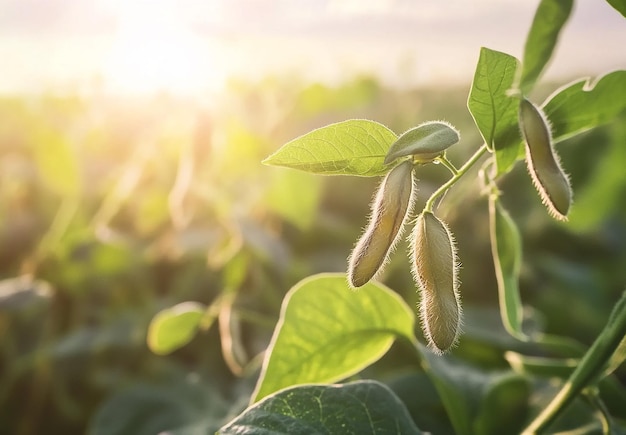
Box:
(348, 160, 414, 288)
(519, 97, 572, 220)
(412, 212, 461, 354)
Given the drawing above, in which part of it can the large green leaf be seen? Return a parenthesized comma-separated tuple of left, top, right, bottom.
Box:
(251, 273, 415, 402)
(467, 47, 521, 174)
(488, 197, 525, 340)
(543, 70, 626, 143)
(606, 0, 626, 18)
(220, 381, 422, 434)
(520, 0, 574, 93)
(262, 119, 397, 176)
(147, 302, 207, 355)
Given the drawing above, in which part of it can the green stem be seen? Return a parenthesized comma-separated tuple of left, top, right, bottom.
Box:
(424, 144, 489, 212)
(523, 291, 626, 434)
(437, 155, 459, 176)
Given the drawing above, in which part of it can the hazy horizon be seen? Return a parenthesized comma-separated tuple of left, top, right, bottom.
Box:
(1, 0, 625, 96)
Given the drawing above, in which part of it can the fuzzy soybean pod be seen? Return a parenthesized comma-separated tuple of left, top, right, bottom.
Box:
(348, 160, 415, 288)
(519, 97, 572, 220)
(412, 211, 461, 354)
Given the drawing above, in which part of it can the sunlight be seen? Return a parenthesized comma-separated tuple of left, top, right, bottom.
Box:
(103, 0, 226, 96)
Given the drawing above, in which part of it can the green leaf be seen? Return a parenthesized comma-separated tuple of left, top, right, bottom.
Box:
(147, 302, 207, 355)
(488, 197, 525, 340)
(263, 119, 397, 177)
(220, 380, 422, 434)
(606, 0, 626, 18)
(384, 121, 460, 164)
(419, 350, 489, 435)
(604, 335, 626, 377)
(473, 373, 530, 435)
(505, 351, 578, 379)
(520, 0, 574, 93)
(387, 372, 456, 434)
(543, 70, 626, 143)
(251, 273, 415, 402)
(467, 47, 522, 174)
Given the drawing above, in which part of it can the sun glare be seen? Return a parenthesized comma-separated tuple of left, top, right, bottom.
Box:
(103, 1, 226, 96)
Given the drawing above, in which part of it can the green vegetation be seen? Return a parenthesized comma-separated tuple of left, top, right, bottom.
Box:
(2, 1, 626, 434)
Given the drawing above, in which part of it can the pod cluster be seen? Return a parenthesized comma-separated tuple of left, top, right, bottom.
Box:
(347, 121, 462, 355)
(344, 98, 574, 355)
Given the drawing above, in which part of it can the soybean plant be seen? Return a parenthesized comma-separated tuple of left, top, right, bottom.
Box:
(216, 1, 626, 433)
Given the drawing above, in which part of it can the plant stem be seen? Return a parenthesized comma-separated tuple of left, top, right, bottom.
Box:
(424, 144, 489, 212)
(522, 291, 626, 434)
(437, 155, 459, 176)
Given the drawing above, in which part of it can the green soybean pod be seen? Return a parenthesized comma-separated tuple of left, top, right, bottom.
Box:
(412, 211, 461, 354)
(519, 97, 572, 220)
(348, 160, 415, 288)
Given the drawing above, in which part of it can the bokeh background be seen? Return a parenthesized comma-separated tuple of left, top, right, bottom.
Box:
(1, 1, 625, 434)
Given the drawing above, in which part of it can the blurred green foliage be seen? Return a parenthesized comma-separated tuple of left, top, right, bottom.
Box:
(0, 73, 625, 434)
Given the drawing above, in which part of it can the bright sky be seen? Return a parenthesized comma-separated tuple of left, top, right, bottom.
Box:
(0, 0, 624, 96)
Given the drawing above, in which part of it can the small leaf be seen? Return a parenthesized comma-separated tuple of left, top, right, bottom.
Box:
(220, 380, 423, 434)
(520, 0, 574, 93)
(505, 351, 578, 379)
(251, 273, 415, 402)
(384, 121, 460, 164)
(489, 197, 526, 339)
(147, 302, 207, 355)
(467, 47, 522, 174)
(606, 0, 626, 18)
(263, 119, 397, 176)
(543, 70, 626, 143)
